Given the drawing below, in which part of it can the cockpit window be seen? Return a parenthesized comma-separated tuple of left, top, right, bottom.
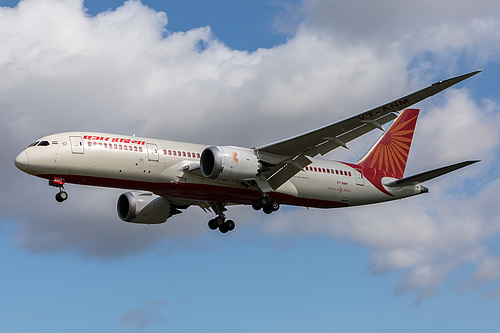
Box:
(27, 141, 50, 148)
(27, 141, 40, 147)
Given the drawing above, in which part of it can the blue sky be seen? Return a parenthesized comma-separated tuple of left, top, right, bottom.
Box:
(1, 0, 500, 332)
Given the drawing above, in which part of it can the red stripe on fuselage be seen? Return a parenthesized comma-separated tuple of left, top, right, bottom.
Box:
(38, 174, 349, 209)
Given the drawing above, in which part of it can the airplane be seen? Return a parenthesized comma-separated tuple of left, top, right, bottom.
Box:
(14, 71, 481, 233)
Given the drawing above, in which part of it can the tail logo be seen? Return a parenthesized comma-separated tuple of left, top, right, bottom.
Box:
(359, 109, 419, 179)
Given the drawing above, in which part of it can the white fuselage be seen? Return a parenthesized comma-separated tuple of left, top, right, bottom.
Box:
(15, 132, 424, 208)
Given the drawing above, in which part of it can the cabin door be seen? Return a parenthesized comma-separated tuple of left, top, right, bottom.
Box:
(69, 136, 84, 154)
(147, 143, 159, 161)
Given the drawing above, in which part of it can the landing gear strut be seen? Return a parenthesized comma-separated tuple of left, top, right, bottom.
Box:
(252, 195, 280, 214)
(49, 177, 68, 202)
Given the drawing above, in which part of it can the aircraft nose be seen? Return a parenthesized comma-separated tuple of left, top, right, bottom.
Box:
(15, 151, 29, 172)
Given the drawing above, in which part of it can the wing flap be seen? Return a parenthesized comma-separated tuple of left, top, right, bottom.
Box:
(267, 154, 312, 190)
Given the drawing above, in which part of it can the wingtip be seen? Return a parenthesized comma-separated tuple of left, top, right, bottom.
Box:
(468, 69, 483, 77)
(433, 70, 482, 86)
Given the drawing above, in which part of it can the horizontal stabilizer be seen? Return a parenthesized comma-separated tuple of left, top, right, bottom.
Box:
(384, 160, 480, 187)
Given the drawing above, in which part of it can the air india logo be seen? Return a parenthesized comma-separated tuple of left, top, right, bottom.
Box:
(359, 109, 419, 179)
(232, 152, 239, 165)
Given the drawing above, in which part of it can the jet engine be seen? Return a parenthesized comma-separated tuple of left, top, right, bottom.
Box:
(200, 146, 260, 181)
(117, 191, 174, 224)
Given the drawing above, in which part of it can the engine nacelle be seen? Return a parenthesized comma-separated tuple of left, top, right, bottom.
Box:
(117, 191, 173, 224)
(200, 146, 260, 181)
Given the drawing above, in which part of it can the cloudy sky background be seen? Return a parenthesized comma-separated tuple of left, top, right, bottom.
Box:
(1, 0, 500, 331)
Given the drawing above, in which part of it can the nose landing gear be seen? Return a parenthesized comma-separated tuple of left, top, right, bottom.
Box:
(49, 177, 68, 202)
(55, 190, 68, 202)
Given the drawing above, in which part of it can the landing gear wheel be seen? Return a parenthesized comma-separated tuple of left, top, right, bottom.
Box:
(219, 223, 229, 233)
(263, 206, 273, 214)
(55, 191, 68, 202)
(252, 200, 262, 211)
(208, 219, 219, 230)
(214, 216, 225, 226)
(259, 196, 269, 207)
(219, 220, 235, 233)
(269, 200, 280, 212)
(225, 220, 235, 231)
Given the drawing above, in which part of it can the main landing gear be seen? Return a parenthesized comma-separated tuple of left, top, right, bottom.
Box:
(208, 216, 235, 234)
(207, 202, 235, 234)
(252, 195, 280, 214)
(49, 177, 68, 202)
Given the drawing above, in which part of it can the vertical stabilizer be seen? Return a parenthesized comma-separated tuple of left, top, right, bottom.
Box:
(358, 108, 420, 179)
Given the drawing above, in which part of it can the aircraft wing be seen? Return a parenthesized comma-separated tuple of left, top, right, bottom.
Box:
(256, 70, 481, 158)
(254, 70, 481, 191)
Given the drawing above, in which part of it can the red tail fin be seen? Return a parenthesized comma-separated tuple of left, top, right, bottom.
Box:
(358, 109, 419, 179)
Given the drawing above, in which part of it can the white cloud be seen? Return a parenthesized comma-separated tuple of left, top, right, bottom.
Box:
(2, 0, 500, 302)
(405, 89, 500, 182)
(301, 0, 500, 47)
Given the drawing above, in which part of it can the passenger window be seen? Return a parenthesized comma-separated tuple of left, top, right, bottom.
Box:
(187, 152, 191, 158)
(134, 146, 138, 152)
(168, 150, 172, 155)
(196, 153, 200, 158)
(173, 151, 177, 156)
(182, 152, 186, 157)
(139, 147, 143, 152)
